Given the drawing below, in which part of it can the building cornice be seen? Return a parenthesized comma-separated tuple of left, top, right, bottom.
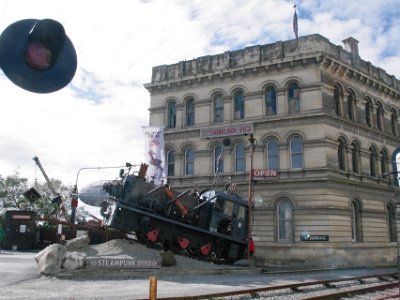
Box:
(144, 34, 400, 101)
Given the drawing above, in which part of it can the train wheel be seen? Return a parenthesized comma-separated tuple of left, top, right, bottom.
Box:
(146, 228, 159, 242)
(177, 237, 189, 249)
(200, 243, 212, 256)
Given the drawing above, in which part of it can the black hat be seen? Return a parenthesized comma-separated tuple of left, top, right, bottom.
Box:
(0, 19, 77, 93)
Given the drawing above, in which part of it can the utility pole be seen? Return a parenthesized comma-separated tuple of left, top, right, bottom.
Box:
(247, 134, 256, 259)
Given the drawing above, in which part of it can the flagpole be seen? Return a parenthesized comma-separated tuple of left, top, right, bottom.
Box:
(293, 5, 298, 38)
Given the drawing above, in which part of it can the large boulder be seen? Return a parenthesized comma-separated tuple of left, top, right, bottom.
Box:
(35, 244, 66, 275)
(63, 251, 86, 270)
(65, 234, 90, 252)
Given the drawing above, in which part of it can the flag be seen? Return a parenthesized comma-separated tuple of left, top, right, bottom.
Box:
(293, 5, 298, 40)
(142, 126, 166, 185)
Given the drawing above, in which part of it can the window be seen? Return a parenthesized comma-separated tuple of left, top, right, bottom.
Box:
(266, 139, 279, 169)
(213, 93, 224, 123)
(235, 142, 246, 172)
(214, 144, 224, 174)
(265, 86, 277, 116)
(365, 98, 372, 127)
(369, 147, 377, 177)
(288, 82, 300, 114)
(290, 137, 303, 169)
(166, 150, 175, 177)
(234, 90, 245, 120)
(380, 150, 388, 178)
(387, 204, 397, 242)
(376, 102, 383, 131)
(277, 199, 293, 241)
(351, 142, 360, 174)
(334, 85, 342, 116)
(186, 98, 195, 127)
(338, 138, 346, 171)
(351, 200, 362, 242)
(185, 148, 194, 176)
(167, 101, 176, 128)
(347, 91, 355, 121)
(391, 109, 398, 136)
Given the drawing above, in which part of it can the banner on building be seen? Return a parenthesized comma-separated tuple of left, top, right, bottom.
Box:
(142, 126, 166, 185)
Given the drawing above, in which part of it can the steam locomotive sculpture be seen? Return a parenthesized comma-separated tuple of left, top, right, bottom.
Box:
(99, 164, 250, 262)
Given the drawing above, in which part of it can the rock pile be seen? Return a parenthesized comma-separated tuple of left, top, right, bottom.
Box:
(34, 235, 224, 276)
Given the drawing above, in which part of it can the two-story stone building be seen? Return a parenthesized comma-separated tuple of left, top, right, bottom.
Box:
(144, 34, 400, 268)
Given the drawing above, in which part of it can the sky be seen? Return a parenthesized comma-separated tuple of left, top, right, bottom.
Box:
(1, 0, 400, 189)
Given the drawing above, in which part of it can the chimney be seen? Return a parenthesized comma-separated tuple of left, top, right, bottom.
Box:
(342, 37, 359, 57)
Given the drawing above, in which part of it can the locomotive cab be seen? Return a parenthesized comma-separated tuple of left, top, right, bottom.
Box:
(205, 191, 248, 241)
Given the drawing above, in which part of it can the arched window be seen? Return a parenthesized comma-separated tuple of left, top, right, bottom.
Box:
(334, 85, 342, 116)
(186, 98, 195, 127)
(387, 204, 397, 242)
(167, 101, 176, 128)
(288, 82, 300, 114)
(265, 86, 277, 116)
(185, 148, 194, 176)
(266, 139, 279, 169)
(391, 109, 398, 136)
(365, 98, 372, 127)
(380, 150, 388, 178)
(213, 93, 224, 123)
(351, 142, 360, 174)
(290, 136, 303, 169)
(376, 102, 383, 131)
(347, 91, 356, 121)
(351, 200, 362, 242)
(214, 144, 224, 174)
(369, 147, 377, 177)
(166, 150, 175, 177)
(338, 138, 347, 171)
(277, 199, 294, 241)
(234, 90, 245, 120)
(235, 142, 246, 172)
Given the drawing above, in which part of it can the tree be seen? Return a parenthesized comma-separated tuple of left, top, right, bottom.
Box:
(0, 170, 90, 226)
(0, 170, 30, 213)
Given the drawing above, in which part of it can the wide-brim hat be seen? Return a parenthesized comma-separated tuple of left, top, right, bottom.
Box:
(0, 19, 77, 93)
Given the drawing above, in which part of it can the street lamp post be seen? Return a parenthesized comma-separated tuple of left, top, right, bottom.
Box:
(247, 134, 256, 259)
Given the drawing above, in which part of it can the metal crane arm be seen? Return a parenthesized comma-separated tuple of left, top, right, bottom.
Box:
(33, 156, 58, 196)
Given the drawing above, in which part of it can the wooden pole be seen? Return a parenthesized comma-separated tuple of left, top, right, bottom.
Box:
(149, 276, 157, 300)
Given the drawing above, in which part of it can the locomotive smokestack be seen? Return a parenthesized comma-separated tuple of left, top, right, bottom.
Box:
(138, 163, 148, 177)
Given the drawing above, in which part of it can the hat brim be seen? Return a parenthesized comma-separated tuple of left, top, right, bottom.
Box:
(0, 19, 77, 94)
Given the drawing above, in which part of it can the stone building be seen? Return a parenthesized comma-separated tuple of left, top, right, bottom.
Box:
(144, 34, 400, 268)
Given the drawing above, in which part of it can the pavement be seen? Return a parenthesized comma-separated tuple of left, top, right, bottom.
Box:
(0, 249, 398, 300)
(0, 250, 40, 287)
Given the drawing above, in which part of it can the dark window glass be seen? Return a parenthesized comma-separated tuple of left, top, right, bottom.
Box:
(277, 199, 293, 241)
(267, 139, 279, 169)
(338, 139, 346, 171)
(186, 98, 194, 127)
(214, 144, 224, 174)
(288, 83, 300, 114)
(265, 87, 277, 115)
(234, 90, 244, 120)
(214, 94, 224, 122)
(167, 150, 175, 176)
(290, 137, 303, 169)
(167, 102, 176, 128)
(235, 142, 246, 172)
(334, 86, 342, 116)
(185, 149, 194, 176)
